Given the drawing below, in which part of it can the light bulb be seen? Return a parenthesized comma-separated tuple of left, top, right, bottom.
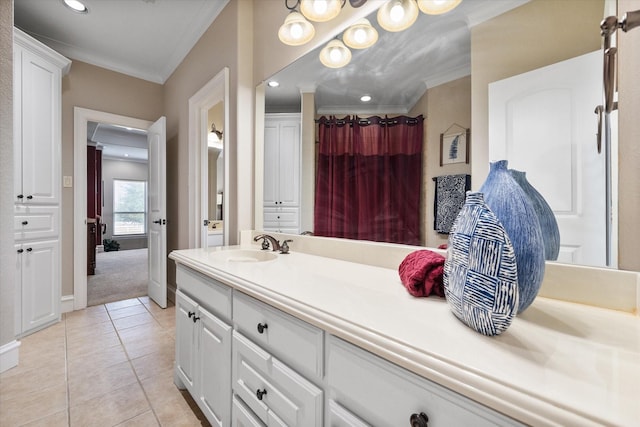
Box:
(290, 22, 303, 39)
(313, 0, 328, 14)
(329, 47, 342, 62)
(354, 28, 367, 44)
(390, 2, 405, 22)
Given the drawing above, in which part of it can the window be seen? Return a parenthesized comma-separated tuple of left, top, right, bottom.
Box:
(113, 179, 147, 235)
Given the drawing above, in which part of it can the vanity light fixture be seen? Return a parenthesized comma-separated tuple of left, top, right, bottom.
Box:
(208, 123, 223, 148)
(319, 39, 352, 68)
(377, 0, 419, 32)
(300, 0, 344, 22)
(417, 0, 462, 15)
(343, 18, 378, 49)
(62, 0, 88, 13)
(360, 95, 372, 102)
(278, 10, 316, 46)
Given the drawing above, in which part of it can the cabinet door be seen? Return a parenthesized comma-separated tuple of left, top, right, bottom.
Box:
(277, 121, 301, 207)
(175, 290, 198, 394)
(20, 240, 60, 334)
(197, 306, 232, 427)
(19, 49, 61, 205)
(263, 123, 279, 207)
(13, 45, 23, 202)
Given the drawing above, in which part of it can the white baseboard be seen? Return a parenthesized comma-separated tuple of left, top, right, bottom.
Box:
(0, 340, 21, 373)
(61, 295, 74, 313)
(167, 286, 176, 304)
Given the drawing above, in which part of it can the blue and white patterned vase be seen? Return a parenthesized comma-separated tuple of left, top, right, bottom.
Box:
(480, 160, 545, 313)
(509, 169, 560, 261)
(443, 192, 519, 336)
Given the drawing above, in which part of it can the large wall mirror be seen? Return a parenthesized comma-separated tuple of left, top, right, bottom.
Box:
(256, 0, 618, 269)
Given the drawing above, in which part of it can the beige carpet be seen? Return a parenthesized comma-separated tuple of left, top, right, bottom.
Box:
(87, 248, 148, 306)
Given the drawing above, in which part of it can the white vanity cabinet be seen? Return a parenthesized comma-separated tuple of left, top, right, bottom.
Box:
(326, 336, 521, 427)
(175, 266, 233, 427)
(14, 240, 60, 336)
(173, 259, 523, 427)
(263, 113, 301, 234)
(13, 28, 70, 337)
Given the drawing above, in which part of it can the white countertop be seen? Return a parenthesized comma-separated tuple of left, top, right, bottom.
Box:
(169, 245, 640, 426)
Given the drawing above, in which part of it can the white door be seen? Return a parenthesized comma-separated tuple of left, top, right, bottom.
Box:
(148, 117, 167, 308)
(489, 51, 607, 267)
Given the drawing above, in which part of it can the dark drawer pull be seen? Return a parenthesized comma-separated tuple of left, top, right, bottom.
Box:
(22, 220, 28, 225)
(26, 195, 33, 200)
(26, 247, 33, 252)
(192, 315, 200, 323)
(188, 311, 195, 318)
(17, 249, 24, 254)
(17, 194, 24, 199)
(410, 412, 429, 427)
(257, 323, 268, 334)
(256, 389, 267, 400)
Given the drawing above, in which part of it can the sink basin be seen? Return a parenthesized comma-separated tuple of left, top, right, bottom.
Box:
(211, 249, 277, 263)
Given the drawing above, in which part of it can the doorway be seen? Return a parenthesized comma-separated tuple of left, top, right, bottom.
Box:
(73, 108, 162, 310)
(86, 122, 150, 306)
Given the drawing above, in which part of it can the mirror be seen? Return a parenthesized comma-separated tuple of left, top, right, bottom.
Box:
(259, 0, 615, 268)
(206, 102, 224, 247)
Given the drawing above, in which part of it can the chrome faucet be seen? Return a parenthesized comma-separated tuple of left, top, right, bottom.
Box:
(254, 234, 281, 252)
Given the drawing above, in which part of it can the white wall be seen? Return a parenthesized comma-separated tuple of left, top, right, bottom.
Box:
(102, 158, 149, 250)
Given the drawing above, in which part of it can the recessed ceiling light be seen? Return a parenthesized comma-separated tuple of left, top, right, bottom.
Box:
(124, 153, 129, 157)
(63, 0, 89, 13)
(360, 95, 372, 102)
(268, 81, 280, 88)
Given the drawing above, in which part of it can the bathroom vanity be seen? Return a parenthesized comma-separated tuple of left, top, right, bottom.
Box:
(169, 234, 640, 426)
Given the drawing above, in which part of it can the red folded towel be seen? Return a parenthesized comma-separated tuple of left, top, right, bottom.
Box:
(398, 250, 445, 297)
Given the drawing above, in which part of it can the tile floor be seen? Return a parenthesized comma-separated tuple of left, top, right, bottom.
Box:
(0, 296, 211, 427)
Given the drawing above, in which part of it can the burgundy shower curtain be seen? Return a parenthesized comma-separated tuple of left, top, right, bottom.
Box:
(314, 115, 423, 245)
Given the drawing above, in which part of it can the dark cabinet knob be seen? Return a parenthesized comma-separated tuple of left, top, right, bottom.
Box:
(26, 247, 33, 252)
(17, 249, 24, 254)
(257, 323, 268, 334)
(17, 194, 24, 199)
(22, 221, 28, 225)
(192, 315, 200, 323)
(256, 389, 267, 400)
(153, 219, 162, 224)
(410, 412, 429, 427)
(26, 195, 33, 200)
(188, 311, 195, 318)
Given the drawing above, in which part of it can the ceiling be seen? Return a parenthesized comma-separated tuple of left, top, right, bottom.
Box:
(265, 0, 527, 114)
(14, 0, 229, 84)
(88, 122, 149, 162)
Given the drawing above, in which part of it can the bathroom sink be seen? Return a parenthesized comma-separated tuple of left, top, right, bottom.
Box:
(210, 249, 277, 263)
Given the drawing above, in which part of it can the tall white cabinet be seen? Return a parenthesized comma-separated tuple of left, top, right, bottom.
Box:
(13, 28, 70, 337)
(263, 113, 301, 234)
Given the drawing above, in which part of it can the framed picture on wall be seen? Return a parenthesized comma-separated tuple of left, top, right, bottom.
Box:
(440, 128, 470, 166)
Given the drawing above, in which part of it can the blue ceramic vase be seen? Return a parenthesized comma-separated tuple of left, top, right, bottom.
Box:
(443, 192, 519, 336)
(479, 160, 545, 314)
(509, 169, 560, 261)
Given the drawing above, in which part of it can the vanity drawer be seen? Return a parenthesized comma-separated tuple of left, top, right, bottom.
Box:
(326, 336, 522, 427)
(233, 291, 323, 380)
(232, 395, 265, 427)
(176, 264, 232, 322)
(263, 207, 299, 227)
(232, 331, 322, 427)
(14, 205, 59, 241)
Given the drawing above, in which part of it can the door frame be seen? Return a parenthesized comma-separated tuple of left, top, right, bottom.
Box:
(188, 67, 229, 248)
(73, 107, 153, 310)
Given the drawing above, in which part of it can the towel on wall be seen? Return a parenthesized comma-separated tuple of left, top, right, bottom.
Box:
(398, 250, 445, 298)
(433, 174, 470, 234)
